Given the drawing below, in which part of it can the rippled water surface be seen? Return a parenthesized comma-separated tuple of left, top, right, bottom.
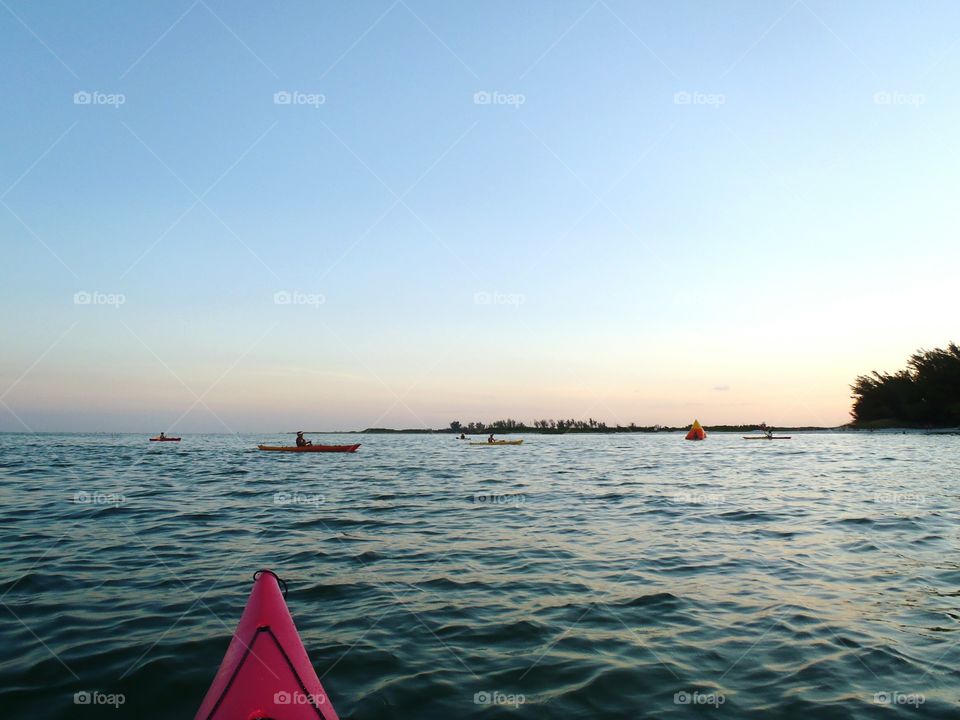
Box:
(1, 432, 959, 718)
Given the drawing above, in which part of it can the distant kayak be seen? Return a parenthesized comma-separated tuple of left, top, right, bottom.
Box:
(258, 444, 360, 453)
(149, 437, 181, 442)
(685, 419, 707, 441)
(468, 440, 523, 446)
(743, 436, 792, 440)
(194, 570, 339, 720)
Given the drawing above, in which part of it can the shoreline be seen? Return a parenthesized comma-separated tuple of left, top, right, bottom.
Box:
(3, 426, 959, 436)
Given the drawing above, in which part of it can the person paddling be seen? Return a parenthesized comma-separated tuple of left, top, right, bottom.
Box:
(159, 432, 166, 440)
(295, 431, 312, 447)
(488, 434, 495, 444)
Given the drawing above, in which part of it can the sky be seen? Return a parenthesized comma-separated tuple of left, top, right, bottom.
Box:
(2, 0, 958, 432)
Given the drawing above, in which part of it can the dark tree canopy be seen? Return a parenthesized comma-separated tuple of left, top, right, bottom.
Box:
(851, 343, 960, 427)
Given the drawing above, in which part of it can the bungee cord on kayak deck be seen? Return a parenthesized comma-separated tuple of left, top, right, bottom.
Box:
(195, 570, 339, 720)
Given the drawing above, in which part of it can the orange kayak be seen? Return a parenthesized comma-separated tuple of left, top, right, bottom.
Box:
(684, 419, 706, 441)
(257, 444, 360, 453)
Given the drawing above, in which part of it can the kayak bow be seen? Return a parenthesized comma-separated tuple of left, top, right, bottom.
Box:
(195, 570, 339, 720)
(258, 444, 360, 453)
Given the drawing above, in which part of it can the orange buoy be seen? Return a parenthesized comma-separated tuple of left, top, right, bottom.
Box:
(685, 419, 707, 441)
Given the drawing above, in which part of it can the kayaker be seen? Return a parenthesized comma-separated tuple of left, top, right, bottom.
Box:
(488, 434, 495, 444)
(159, 432, 166, 440)
(295, 431, 312, 447)
(459, 433, 466, 440)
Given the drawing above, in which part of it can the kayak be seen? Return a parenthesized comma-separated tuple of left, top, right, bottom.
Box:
(743, 436, 792, 440)
(468, 440, 523, 446)
(149, 437, 181, 442)
(195, 570, 339, 720)
(685, 419, 706, 441)
(258, 444, 360, 453)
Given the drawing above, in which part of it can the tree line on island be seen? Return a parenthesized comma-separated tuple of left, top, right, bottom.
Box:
(364, 420, 812, 434)
(850, 342, 960, 428)
(450, 418, 622, 432)
(362, 342, 960, 434)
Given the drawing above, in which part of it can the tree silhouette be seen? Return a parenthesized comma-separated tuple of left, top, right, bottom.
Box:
(851, 343, 960, 426)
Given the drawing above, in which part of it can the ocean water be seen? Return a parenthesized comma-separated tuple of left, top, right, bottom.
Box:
(1, 432, 958, 719)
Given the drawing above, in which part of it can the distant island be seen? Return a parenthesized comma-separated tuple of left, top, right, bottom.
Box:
(303, 342, 960, 435)
(850, 342, 960, 428)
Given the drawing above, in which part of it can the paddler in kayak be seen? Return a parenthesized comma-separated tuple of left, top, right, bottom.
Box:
(488, 433, 496, 444)
(158, 431, 166, 440)
(295, 431, 312, 447)
(759, 422, 773, 439)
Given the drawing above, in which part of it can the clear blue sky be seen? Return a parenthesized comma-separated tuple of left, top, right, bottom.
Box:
(2, 0, 958, 432)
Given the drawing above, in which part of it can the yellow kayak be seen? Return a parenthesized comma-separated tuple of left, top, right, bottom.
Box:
(468, 440, 524, 446)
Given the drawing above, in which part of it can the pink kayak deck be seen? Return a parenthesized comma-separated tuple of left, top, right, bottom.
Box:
(195, 570, 339, 720)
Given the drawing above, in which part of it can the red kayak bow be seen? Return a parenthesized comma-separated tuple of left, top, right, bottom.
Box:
(195, 570, 340, 720)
